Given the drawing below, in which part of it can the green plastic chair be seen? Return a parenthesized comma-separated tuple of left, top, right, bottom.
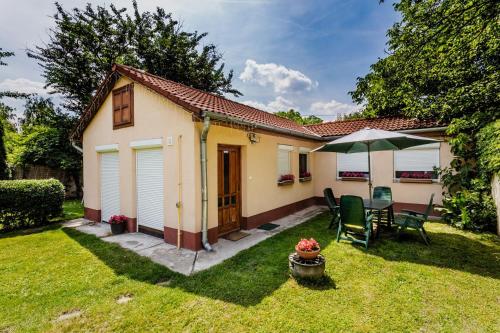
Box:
(337, 195, 373, 250)
(394, 194, 434, 245)
(372, 186, 394, 227)
(324, 188, 340, 229)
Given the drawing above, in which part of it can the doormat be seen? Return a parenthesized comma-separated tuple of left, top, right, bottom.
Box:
(223, 231, 250, 241)
(258, 223, 280, 231)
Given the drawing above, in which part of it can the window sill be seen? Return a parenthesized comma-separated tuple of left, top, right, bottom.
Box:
(277, 180, 295, 186)
(339, 177, 368, 182)
(299, 177, 312, 183)
(398, 178, 434, 184)
(113, 122, 134, 130)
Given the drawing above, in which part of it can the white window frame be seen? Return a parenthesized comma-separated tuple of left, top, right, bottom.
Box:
(393, 143, 440, 182)
(277, 144, 293, 180)
(336, 152, 370, 180)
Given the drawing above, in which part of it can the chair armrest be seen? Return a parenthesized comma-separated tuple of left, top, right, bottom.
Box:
(401, 209, 424, 216)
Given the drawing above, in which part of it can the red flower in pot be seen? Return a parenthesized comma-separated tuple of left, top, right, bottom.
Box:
(295, 238, 320, 260)
(108, 215, 128, 234)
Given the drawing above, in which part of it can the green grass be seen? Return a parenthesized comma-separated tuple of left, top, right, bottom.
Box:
(55, 200, 84, 222)
(0, 213, 499, 332)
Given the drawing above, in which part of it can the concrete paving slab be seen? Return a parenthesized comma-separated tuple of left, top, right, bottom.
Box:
(64, 205, 327, 275)
(137, 243, 196, 276)
(74, 222, 112, 238)
(102, 232, 164, 251)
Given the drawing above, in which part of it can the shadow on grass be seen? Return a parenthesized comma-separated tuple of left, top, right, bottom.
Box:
(354, 227, 500, 280)
(63, 213, 337, 306)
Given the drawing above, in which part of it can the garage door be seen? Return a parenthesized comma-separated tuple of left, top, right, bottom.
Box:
(100, 152, 120, 222)
(136, 148, 164, 232)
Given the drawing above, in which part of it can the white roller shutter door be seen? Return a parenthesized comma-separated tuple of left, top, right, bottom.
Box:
(100, 152, 120, 222)
(136, 148, 164, 231)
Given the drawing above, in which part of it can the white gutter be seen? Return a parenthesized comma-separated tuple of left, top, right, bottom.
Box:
(201, 111, 322, 141)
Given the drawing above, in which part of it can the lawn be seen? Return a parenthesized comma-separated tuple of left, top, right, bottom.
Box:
(0, 212, 499, 332)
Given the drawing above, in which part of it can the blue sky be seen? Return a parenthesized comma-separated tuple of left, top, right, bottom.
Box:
(0, 0, 399, 119)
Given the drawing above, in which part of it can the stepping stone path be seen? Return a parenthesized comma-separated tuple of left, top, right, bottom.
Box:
(116, 293, 133, 304)
(55, 309, 81, 322)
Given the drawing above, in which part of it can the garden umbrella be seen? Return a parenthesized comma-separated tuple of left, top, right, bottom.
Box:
(312, 127, 439, 197)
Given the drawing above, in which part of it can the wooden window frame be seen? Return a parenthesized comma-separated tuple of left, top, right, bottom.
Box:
(112, 83, 134, 130)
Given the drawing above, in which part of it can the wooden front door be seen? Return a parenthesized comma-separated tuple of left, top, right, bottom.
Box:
(217, 145, 241, 235)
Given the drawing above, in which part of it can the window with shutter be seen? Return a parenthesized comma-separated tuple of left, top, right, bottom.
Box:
(394, 143, 440, 180)
(337, 152, 369, 179)
(112, 84, 134, 129)
(277, 144, 293, 181)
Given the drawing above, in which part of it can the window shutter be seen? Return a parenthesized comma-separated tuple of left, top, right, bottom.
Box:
(337, 152, 369, 174)
(112, 84, 134, 129)
(394, 143, 440, 174)
(277, 149, 291, 176)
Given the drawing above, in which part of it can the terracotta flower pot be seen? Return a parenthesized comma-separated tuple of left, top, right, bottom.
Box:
(295, 246, 320, 260)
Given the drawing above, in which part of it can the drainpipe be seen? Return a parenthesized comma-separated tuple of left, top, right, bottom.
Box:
(70, 139, 83, 154)
(200, 114, 213, 251)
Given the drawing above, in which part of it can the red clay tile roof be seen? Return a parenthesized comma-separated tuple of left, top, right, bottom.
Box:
(305, 117, 444, 137)
(72, 64, 445, 140)
(111, 64, 320, 138)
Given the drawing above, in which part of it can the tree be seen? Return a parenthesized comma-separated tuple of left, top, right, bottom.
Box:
(275, 109, 323, 125)
(350, 0, 500, 230)
(0, 49, 28, 99)
(28, 1, 241, 115)
(0, 118, 7, 179)
(16, 97, 82, 196)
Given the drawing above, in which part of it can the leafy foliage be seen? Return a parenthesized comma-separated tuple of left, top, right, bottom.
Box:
(350, 0, 499, 230)
(15, 97, 81, 173)
(0, 119, 7, 179)
(0, 179, 64, 231)
(274, 109, 323, 125)
(28, 1, 241, 115)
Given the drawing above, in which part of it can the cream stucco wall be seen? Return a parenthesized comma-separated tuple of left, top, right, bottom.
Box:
(312, 132, 453, 206)
(82, 77, 199, 232)
(200, 124, 318, 231)
(82, 77, 453, 237)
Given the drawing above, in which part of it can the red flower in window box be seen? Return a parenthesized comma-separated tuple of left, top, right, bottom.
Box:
(278, 174, 295, 182)
(299, 171, 311, 178)
(295, 238, 320, 260)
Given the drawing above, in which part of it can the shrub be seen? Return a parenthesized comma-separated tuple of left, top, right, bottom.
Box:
(0, 179, 65, 231)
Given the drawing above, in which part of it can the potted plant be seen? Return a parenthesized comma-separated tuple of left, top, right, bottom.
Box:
(295, 238, 320, 260)
(109, 215, 128, 234)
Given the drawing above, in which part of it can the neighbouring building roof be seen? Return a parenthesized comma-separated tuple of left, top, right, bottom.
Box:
(305, 117, 444, 137)
(72, 64, 445, 141)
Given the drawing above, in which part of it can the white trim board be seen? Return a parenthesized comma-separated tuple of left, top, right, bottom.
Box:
(95, 144, 119, 153)
(130, 138, 163, 149)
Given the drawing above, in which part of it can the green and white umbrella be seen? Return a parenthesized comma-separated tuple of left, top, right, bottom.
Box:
(312, 127, 439, 197)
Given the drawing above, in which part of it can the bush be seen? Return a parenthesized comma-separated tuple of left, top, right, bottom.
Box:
(0, 179, 65, 231)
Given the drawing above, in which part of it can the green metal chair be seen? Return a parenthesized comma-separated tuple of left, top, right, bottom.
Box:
(372, 186, 394, 227)
(337, 195, 373, 250)
(324, 188, 340, 229)
(394, 194, 434, 245)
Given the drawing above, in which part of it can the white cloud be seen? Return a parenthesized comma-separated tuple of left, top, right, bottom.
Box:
(239, 59, 318, 93)
(309, 99, 360, 118)
(0, 78, 51, 95)
(242, 96, 298, 113)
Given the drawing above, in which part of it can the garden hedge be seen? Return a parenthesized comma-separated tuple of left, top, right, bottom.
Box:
(0, 179, 65, 231)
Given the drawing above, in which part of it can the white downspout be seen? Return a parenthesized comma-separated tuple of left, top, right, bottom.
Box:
(71, 140, 83, 154)
(200, 115, 213, 251)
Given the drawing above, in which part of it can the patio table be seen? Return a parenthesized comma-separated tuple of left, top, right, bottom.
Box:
(363, 199, 394, 238)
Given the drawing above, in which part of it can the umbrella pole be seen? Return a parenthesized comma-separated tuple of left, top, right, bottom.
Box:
(368, 143, 372, 199)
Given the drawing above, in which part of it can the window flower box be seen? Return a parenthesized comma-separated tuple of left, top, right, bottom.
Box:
(278, 174, 295, 186)
(338, 171, 368, 181)
(399, 178, 433, 184)
(299, 172, 312, 183)
(397, 171, 436, 183)
(341, 177, 368, 182)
